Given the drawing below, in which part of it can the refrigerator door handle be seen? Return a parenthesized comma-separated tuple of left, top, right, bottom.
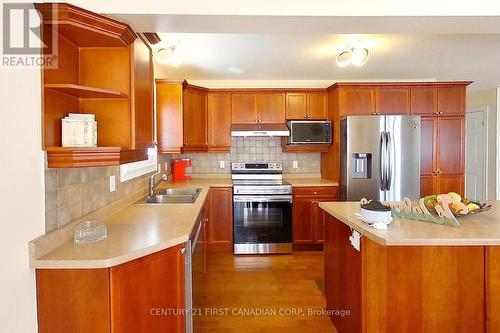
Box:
(386, 132, 393, 191)
(379, 132, 387, 190)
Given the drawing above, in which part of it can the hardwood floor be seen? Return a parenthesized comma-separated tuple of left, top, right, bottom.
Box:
(196, 252, 338, 333)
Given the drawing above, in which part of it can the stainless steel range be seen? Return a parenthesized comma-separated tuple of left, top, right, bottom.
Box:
(232, 162, 292, 254)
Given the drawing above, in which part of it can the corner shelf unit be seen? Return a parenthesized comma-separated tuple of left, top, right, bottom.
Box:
(36, 3, 154, 168)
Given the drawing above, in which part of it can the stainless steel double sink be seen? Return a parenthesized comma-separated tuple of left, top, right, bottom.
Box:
(135, 188, 201, 205)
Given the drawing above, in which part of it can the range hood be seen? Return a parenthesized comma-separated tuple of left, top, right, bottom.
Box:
(231, 123, 290, 137)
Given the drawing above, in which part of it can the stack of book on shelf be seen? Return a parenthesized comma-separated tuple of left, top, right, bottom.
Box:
(62, 113, 97, 147)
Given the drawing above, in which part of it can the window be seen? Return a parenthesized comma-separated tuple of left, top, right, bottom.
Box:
(120, 147, 157, 182)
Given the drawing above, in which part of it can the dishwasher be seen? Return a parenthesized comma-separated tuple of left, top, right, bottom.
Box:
(184, 211, 205, 333)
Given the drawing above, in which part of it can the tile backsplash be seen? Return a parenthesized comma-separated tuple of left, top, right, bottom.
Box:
(44, 166, 149, 233)
(172, 137, 320, 174)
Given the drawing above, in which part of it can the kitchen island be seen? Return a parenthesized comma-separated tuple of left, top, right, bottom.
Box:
(320, 201, 500, 333)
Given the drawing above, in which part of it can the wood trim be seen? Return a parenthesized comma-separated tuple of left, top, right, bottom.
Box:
(35, 3, 137, 46)
(209, 88, 327, 93)
(328, 81, 473, 89)
(46, 147, 147, 168)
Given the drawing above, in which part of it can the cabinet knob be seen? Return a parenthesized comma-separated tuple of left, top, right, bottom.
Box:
(180, 247, 186, 254)
(439, 112, 443, 115)
(314, 191, 318, 195)
(304, 115, 307, 119)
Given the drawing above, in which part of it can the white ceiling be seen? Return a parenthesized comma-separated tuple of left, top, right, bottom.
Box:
(152, 33, 500, 90)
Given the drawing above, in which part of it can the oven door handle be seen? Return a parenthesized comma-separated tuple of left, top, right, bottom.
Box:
(233, 195, 293, 203)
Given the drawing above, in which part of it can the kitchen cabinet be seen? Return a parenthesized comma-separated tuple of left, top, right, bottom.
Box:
(338, 86, 376, 116)
(183, 83, 209, 152)
(231, 93, 258, 123)
(208, 187, 233, 252)
(110, 245, 185, 333)
(420, 115, 464, 196)
(438, 86, 465, 115)
(286, 92, 327, 120)
(232, 93, 285, 124)
(36, 244, 186, 333)
(324, 214, 485, 333)
(292, 186, 339, 247)
(323, 82, 470, 188)
(156, 80, 183, 153)
(36, 3, 154, 167)
(376, 86, 410, 115)
(411, 86, 437, 115)
(258, 93, 286, 123)
(208, 93, 232, 151)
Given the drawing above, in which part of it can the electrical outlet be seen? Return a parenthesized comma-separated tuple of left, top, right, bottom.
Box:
(219, 160, 225, 169)
(109, 175, 116, 192)
(292, 160, 299, 169)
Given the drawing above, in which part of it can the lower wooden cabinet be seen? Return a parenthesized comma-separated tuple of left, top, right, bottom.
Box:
(36, 244, 186, 333)
(292, 186, 338, 246)
(324, 214, 486, 332)
(208, 187, 233, 252)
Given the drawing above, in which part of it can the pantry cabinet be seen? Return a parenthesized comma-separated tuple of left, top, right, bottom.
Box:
(208, 93, 232, 151)
(292, 187, 339, 247)
(36, 3, 154, 167)
(208, 187, 233, 252)
(419, 115, 465, 197)
(36, 244, 186, 333)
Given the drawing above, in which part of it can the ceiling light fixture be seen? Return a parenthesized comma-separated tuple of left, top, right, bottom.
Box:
(156, 44, 181, 67)
(336, 42, 369, 67)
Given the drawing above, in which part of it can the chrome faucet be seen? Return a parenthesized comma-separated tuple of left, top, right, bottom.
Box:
(148, 164, 168, 197)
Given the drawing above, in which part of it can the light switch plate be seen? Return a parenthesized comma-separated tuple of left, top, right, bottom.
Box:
(219, 160, 225, 169)
(292, 160, 298, 169)
(109, 175, 116, 192)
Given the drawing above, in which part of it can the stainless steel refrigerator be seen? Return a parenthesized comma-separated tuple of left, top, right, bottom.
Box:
(340, 115, 421, 201)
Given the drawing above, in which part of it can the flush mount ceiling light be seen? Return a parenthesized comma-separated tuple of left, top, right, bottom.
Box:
(336, 43, 369, 67)
(156, 44, 181, 67)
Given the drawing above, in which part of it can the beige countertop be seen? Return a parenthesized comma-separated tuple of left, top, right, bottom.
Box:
(283, 177, 338, 187)
(319, 201, 500, 246)
(30, 179, 232, 269)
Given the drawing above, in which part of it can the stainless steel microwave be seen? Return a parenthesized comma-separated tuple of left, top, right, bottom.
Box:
(287, 121, 332, 144)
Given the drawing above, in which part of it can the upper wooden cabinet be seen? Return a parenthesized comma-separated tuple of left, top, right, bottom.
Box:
(437, 86, 465, 115)
(376, 87, 410, 115)
(411, 87, 437, 115)
(36, 3, 154, 168)
(156, 80, 183, 153)
(258, 93, 286, 123)
(208, 93, 232, 151)
(338, 86, 376, 116)
(232, 93, 285, 124)
(183, 84, 209, 152)
(231, 93, 258, 124)
(286, 93, 307, 119)
(286, 92, 327, 120)
(411, 85, 466, 116)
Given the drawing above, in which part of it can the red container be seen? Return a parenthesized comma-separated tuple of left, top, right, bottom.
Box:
(172, 159, 192, 181)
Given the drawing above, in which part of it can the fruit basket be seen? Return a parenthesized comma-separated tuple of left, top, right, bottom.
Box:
(424, 192, 492, 217)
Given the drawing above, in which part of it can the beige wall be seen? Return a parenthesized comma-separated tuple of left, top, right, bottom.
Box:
(466, 88, 498, 199)
(0, 67, 44, 331)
